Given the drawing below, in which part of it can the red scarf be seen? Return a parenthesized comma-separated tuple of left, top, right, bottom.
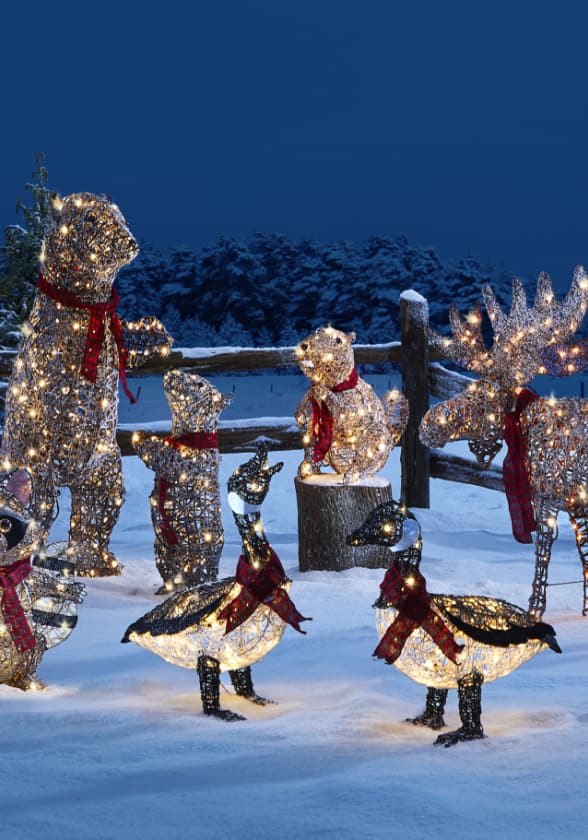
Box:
(157, 432, 219, 546)
(38, 272, 136, 404)
(502, 388, 541, 543)
(218, 549, 309, 635)
(310, 367, 359, 462)
(373, 565, 463, 665)
(0, 556, 36, 653)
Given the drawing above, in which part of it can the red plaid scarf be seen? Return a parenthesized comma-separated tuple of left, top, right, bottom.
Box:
(37, 272, 136, 404)
(502, 388, 541, 543)
(0, 557, 36, 653)
(218, 549, 309, 634)
(310, 367, 359, 462)
(373, 565, 463, 665)
(157, 432, 219, 546)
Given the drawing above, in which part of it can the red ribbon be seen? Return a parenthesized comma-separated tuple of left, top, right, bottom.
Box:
(310, 367, 359, 463)
(37, 272, 136, 404)
(0, 556, 36, 653)
(502, 388, 541, 543)
(373, 564, 463, 665)
(157, 432, 219, 547)
(218, 549, 309, 635)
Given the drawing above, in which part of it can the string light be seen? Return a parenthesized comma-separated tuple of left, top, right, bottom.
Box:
(0, 192, 173, 577)
(134, 371, 233, 594)
(347, 500, 561, 746)
(295, 326, 408, 482)
(420, 268, 588, 617)
(0, 469, 85, 690)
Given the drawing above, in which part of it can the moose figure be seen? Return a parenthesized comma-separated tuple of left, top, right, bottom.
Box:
(420, 268, 588, 618)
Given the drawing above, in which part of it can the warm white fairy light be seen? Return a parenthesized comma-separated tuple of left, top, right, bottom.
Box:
(134, 371, 232, 594)
(295, 326, 408, 482)
(0, 470, 85, 690)
(0, 192, 173, 577)
(420, 268, 588, 617)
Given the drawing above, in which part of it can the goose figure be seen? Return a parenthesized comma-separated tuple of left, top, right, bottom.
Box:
(122, 444, 309, 720)
(347, 500, 561, 746)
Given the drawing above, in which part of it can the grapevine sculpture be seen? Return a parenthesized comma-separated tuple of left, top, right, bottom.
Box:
(295, 326, 408, 482)
(0, 468, 85, 690)
(123, 444, 309, 721)
(348, 500, 561, 746)
(134, 371, 233, 593)
(1, 193, 173, 576)
(419, 269, 588, 617)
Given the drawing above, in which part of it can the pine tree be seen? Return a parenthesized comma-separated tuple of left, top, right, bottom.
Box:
(0, 153, 53, 348)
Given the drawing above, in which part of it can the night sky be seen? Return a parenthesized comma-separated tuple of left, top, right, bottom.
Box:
(2, 1, 588, 288)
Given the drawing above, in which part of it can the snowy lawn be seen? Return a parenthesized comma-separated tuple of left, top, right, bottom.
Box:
(1, 443, 586, 840)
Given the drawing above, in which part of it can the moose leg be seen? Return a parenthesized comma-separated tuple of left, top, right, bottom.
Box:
(197, 656, 245, 721)
(69, 447, 124, 577)
(564, 501, 588, 616)
(229, 666, 275, 706)
(407, 687, 448, 730)
(435, 672, 484, 747)
(528, 502, 559, 620)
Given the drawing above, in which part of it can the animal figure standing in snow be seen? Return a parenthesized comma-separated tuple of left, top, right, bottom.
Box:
(134, 371, 233, 594)
(1, 193, 173, 577)
(347, 500, 561, 746)
(0, 469, 85, 690)
(295, 326, 408, 482)
(419, 269, 588, 618)
(122, 444, 309, 721)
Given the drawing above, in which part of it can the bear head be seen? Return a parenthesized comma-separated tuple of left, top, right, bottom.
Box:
(163, 370, 233, 433)
(296, 326, 357, 389)
(41, 192, 139, 299)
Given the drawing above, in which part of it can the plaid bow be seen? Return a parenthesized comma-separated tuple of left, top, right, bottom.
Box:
(310, 367, 359, 463)
(374, 564, 463, 665)
(0, 557, 36, 653)
(218, 550, 309, 634)
(38, 272, 136, 403)
(502, 388, 541, 543)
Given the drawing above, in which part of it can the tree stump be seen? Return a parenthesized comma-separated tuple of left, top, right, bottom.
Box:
(295, 475, 392, 571)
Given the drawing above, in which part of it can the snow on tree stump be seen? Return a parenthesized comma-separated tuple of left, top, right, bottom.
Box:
(295, 475, 392, 571)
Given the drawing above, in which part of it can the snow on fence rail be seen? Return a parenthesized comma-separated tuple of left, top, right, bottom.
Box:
(0, 294, 503, 508)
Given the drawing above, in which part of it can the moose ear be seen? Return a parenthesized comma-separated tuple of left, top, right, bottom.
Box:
(6, 469, 32, 509)
(347, 331, 356, 344)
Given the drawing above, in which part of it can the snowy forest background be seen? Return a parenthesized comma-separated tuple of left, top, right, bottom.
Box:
(0, 158, 543, 357)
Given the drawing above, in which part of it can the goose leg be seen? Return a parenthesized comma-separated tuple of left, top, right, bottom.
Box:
(230, 666, 275, 706)
(407, 687, 448, 730)
(197, 655, 245, 721)
(435, 672, 484, 747)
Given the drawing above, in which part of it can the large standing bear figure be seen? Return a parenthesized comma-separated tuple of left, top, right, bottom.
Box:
(0, 192, 173, 576)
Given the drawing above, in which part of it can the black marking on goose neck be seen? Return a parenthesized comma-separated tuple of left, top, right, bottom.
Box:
(232, 511, 271, 566)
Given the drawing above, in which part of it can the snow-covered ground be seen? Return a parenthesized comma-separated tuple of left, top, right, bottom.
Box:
(2, 440, 587, 839)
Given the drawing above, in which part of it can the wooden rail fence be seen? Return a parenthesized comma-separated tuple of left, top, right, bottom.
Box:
(0, 293, 504, 508)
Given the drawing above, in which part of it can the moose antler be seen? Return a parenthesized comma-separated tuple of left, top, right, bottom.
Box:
(430, 267, 588, 388)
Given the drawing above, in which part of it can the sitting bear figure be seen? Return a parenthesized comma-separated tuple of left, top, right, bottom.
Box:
(295, 326, 408, 481)
(0, 469, 85, 690)
(134, 371, 233, 594)
(0, 193, 173, 576)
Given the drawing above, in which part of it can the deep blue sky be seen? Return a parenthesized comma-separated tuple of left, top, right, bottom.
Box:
(2, 1, 587, 288)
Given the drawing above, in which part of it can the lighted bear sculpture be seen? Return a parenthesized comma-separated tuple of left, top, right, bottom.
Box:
(0, 193, 173, 576)
(295, 326, 408, 482)
(134, 371, 233, 594)
(0, 468, 85, 690)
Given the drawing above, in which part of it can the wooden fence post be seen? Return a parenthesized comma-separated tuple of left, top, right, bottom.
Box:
(400, 290, 430, 508)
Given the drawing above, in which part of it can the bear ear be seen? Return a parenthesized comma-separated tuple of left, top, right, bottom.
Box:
(347, 331, 356, 344)
(48, 193, 65, 221)
(6, 469, 32, 509)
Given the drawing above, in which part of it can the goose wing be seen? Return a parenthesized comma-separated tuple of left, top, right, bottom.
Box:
(121, 577, 235, 641)
(433, 594, 560, 651)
